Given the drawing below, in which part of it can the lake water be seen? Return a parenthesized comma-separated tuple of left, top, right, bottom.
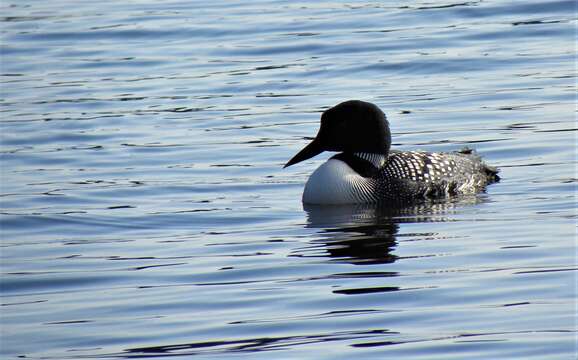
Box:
(1, 0, 576, 359)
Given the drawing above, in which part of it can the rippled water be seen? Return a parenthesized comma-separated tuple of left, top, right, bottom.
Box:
(1, 1, 576, 359)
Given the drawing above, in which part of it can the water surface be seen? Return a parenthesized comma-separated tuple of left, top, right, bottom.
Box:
(1, 1, 576, 359)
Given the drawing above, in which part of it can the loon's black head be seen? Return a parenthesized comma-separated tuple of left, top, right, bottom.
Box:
(284, 100, 391, 168)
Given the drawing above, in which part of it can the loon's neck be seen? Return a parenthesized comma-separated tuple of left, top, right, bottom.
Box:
(329, 152, 388, 178)
(352, 152, 387, 168)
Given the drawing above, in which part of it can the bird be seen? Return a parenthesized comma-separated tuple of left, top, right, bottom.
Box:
(284, 100, 499, 205)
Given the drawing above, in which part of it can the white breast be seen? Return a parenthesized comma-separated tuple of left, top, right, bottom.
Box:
(302, 159, 376, 204)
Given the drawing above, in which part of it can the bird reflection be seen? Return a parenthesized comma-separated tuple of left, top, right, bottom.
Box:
(299, 196, 485, 265)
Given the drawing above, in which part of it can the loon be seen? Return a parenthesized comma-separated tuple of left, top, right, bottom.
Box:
(284, 100, 499, 205)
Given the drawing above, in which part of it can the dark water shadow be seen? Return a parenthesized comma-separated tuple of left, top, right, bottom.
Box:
(113, 329, 399, 359)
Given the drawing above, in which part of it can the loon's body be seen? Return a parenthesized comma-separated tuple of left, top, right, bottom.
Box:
(284, 100, 499, 205)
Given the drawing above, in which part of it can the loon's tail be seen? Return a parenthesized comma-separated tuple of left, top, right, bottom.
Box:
(484, 164, 500, 183)
(458, 147, 500, 183)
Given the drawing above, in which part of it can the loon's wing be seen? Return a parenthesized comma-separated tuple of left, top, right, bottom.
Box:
(380, 150, 499, 198)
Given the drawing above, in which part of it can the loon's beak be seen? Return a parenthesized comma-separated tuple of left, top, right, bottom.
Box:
(284, 138, 324, 168)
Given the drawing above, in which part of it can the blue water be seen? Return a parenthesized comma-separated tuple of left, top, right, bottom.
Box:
(1, 1, 576, 359)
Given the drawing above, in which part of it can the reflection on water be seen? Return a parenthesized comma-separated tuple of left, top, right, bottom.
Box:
(301, 197, 484, 265)
(303, 203, 400, 265)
